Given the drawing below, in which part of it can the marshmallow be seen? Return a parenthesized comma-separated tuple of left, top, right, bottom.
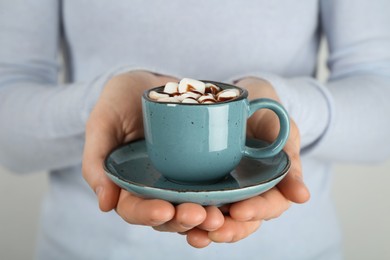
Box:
(202, 100, 216, 104)
(216, 89, 240, 102)
(148, 78, 241, 104)
(179, 91, 202, 100)
(205, 83, 220, 95)
(198, 93, 217, 104)
(178, 78, 206, 94)
(163, 82, 179, 94)
(182, 97, 199, 104)
(149, 90, 169, 100)
(157, 96, 180, 103)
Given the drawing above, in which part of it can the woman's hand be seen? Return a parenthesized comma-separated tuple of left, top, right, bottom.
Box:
(184, 77, 311, 247)
(238, 77, 310, 203)
(82, 73, 309, 248)
(82, 71, 225, 246)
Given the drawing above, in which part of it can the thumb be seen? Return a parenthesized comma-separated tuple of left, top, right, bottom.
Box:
(277, 139, 310, 204)
(82, 119, 121, 212)
(277, 163, 310, 204)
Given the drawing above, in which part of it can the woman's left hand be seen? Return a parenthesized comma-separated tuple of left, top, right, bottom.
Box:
(184, 77, 310, 247)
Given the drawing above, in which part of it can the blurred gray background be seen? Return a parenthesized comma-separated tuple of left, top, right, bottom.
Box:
(1, 41, 389, 260)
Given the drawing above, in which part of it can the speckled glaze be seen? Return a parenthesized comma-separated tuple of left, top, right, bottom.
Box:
(142, 81, 290, 184)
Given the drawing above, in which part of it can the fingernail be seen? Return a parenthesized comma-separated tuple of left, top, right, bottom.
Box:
(239, 216, 254, 222)
(294, 175, 305, 184)
(295, 176, 310, 194)
(150, 220, 167, 226)
(181, 224, 195, 229)
(95, 186, 103, 198)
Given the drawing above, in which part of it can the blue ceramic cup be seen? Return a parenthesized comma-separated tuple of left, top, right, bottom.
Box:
(142, 81, 290, 184)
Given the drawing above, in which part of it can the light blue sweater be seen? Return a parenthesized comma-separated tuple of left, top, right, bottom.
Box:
(1, 0, 390, 259)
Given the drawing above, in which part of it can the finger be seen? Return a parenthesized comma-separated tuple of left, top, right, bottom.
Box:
(229, 188, 291, 222)
(269, 118, 310, 203)
(249, 107, 310, 203)
(278, 129, 310, 203)
(277, 155, 310, 204)
(82, 115, 121, 212)
(149, 72, 179, 88)
(156, 74, 179, 84)
(197, 206, 225, 231)
(208, 216, 262, 243)
(218, 204, 231, 215)
(116, 191, 175, 226)
(186, 228, 212, 248)
(153, 203, 206, 233)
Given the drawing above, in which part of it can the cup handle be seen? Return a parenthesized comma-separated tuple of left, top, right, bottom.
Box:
(244, 98, 290, 158)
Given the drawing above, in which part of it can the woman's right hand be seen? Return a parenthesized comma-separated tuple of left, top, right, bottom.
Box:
(82, 71, 225, 247)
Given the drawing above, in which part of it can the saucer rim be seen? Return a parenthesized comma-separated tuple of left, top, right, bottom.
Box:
(105, 167, 289, 195)
(104, 169, 289, 205)
(103, 139, 291, 193)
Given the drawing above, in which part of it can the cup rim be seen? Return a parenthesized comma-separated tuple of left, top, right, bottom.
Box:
(143, 80, 249, 105)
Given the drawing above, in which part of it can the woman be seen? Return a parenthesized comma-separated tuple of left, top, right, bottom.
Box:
(1, 0, 389, 259)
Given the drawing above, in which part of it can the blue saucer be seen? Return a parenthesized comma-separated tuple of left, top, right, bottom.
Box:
(104, 139, 290, 206)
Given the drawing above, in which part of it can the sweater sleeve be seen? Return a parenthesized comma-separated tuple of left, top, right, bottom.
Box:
(229, 0, 390, 164)
(0, 1, 126, 173)
(312, 0, 390, 163)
